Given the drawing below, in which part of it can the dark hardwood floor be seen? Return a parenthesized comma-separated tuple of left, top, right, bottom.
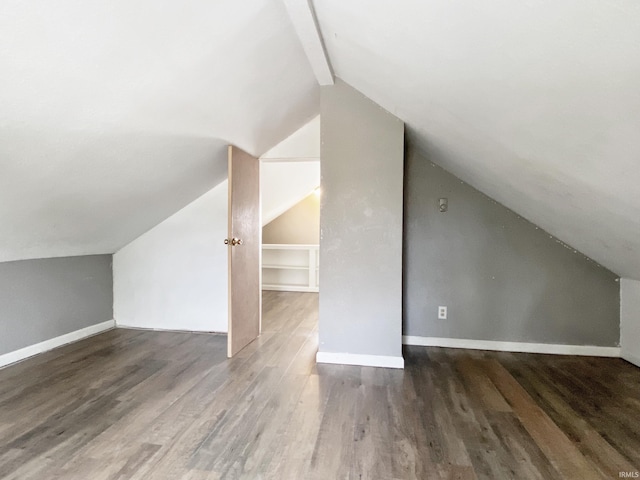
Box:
(0, 291, 638, 479)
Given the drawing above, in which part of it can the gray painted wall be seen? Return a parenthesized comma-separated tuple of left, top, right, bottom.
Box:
(319, 78, 404, 358)
(263, 193, 320, 245)
(621, 278, 640, 367)
(404, 150, 620, 346)
(0, 255, 113, 355)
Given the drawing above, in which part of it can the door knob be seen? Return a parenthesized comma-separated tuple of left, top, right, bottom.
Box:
(224, 238, 243, 246)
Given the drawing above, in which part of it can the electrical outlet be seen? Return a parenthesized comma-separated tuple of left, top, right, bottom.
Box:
(438, 306, 447, 319)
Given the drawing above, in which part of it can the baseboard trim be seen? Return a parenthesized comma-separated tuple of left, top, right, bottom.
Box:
(402, 335, 621, 357)
(316, 351, 404, 369)
(115, 324, 226, 335)
(0, 320, 116, 369)
(622, 351, 640, 368)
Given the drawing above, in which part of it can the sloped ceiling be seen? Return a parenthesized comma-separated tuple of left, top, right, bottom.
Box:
(312, 0, 640, 279)
(3, 0, 640, 282)
(0, 0, 318, 262)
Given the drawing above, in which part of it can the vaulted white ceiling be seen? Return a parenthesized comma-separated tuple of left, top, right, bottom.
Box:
(2, 0, 640, 281)
(0, 0, 318, 262)
(312, 0, 640, 279)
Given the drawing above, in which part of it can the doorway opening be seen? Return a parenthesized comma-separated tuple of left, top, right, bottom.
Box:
(226, 117, 320, 358)
(259, 158, 320, 344)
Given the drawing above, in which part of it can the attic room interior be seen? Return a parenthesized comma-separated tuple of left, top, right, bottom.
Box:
(1, 0, 639, 479)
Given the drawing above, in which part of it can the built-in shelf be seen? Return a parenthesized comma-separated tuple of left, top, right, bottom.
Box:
(262, 244, 319, 293)
(262, 264, 310, 270)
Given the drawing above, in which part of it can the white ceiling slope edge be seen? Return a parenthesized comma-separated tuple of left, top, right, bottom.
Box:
(261, 116, 320, 225)
(262, 115, 320, 160)
(0, 0, 319, 263)
(313, 0, 640, 280)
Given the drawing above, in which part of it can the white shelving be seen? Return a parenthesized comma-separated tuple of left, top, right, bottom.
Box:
(262, 244, 319, 292)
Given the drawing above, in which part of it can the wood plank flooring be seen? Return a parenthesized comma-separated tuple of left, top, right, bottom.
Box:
(0, 291, 639, 479)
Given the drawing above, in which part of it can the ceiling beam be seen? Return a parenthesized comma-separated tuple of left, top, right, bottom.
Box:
(282, 0, 334, 86)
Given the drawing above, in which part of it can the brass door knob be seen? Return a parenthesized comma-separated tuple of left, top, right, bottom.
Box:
(224, 238, 243, 246)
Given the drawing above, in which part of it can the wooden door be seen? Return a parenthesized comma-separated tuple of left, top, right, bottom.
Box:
(227, 145, 261, 357)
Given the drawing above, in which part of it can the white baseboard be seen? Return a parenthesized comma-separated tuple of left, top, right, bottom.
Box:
(402, 335, 621, 357)
(0, 320, 116, 369)
(622, 351, 640, 368)
(316, 351, 404, 369)
(115, 324, 226, 335)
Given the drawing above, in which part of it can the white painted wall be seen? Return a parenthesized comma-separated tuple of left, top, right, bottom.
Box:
(261, 162, 320, 225)
(114, 181, 228, 332)
(621, 278, 640, 368)
(112, 118, 320, 333)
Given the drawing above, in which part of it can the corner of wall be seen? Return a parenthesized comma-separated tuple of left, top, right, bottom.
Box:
(319, 77, 405, 362)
